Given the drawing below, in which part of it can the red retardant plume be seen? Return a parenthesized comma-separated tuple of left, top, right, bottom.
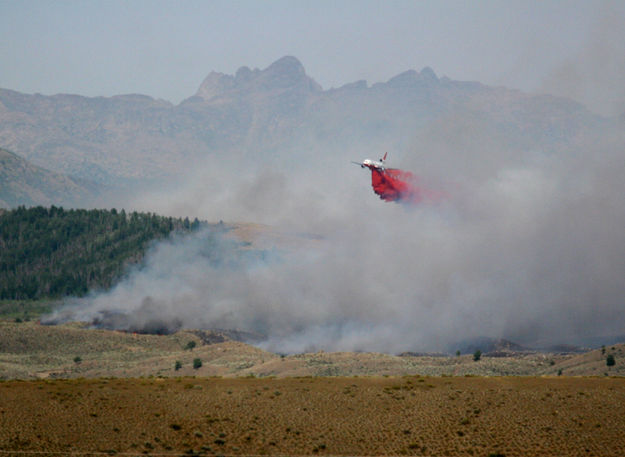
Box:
(370, 168, 441, 204)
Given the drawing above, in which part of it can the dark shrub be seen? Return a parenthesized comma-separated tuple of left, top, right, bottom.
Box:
(606, 354, 615, 367)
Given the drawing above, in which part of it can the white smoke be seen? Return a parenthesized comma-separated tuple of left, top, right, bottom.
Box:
(49, 118, 625, 353)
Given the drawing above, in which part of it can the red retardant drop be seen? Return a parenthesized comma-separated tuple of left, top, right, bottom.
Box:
(370, 168, 442, 204)
(354, 154, 444, 205)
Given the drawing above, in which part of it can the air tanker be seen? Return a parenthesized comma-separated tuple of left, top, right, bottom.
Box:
(352, 153, 440, 204)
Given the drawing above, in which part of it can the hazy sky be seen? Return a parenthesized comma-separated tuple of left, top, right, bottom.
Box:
(2, 0, 624, 113)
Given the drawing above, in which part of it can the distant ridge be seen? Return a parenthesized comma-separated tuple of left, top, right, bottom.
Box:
(0, 147, 101, 208)
(0, 56, 598, 187)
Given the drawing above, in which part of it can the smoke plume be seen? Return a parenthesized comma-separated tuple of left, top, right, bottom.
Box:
(43, 107, 625, 355)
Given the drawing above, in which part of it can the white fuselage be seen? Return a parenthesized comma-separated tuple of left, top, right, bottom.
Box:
(362, 158, 385, 170)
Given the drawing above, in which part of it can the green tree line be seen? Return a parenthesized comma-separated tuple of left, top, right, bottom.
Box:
(0, 206, 205, 299)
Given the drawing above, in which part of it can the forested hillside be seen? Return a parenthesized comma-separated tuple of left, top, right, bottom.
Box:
(0, 206, 205, 299)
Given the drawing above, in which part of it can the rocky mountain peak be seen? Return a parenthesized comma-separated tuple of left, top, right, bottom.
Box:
(386, 67, 439, 88)
(264, 56, 305, 76)
(194, 56, 321, 101)
(386, 69, 419, 87)
(419, 66, 438, 81)
(195, 71, 236, 100)
(235, 66, 256, 84)
(251, 55, 321, 93)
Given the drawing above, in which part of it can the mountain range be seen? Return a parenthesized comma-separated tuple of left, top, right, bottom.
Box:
(0, 55, 610, 207)
(0, 147, 100, 208)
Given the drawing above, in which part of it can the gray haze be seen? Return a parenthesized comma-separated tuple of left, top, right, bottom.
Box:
(51, 102, 625, 353)
(539, 2, 625, 116)
(2, 0, 625, 115)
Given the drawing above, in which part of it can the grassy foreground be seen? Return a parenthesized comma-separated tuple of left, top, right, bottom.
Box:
(0, 376, 624, 456)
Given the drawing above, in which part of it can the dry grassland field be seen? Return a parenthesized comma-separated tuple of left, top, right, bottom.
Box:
(0, 376, 624, 457)
(3, 321, 624, 379)
(2, 321, 625, 456)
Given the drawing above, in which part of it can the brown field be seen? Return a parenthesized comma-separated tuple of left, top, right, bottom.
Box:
(2, 320, 625, 456)
(0, 376, 624, 456)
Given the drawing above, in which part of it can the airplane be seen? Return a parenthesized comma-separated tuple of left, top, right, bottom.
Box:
(351, 152, 388, 171)
(352, 153, 429, 204)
